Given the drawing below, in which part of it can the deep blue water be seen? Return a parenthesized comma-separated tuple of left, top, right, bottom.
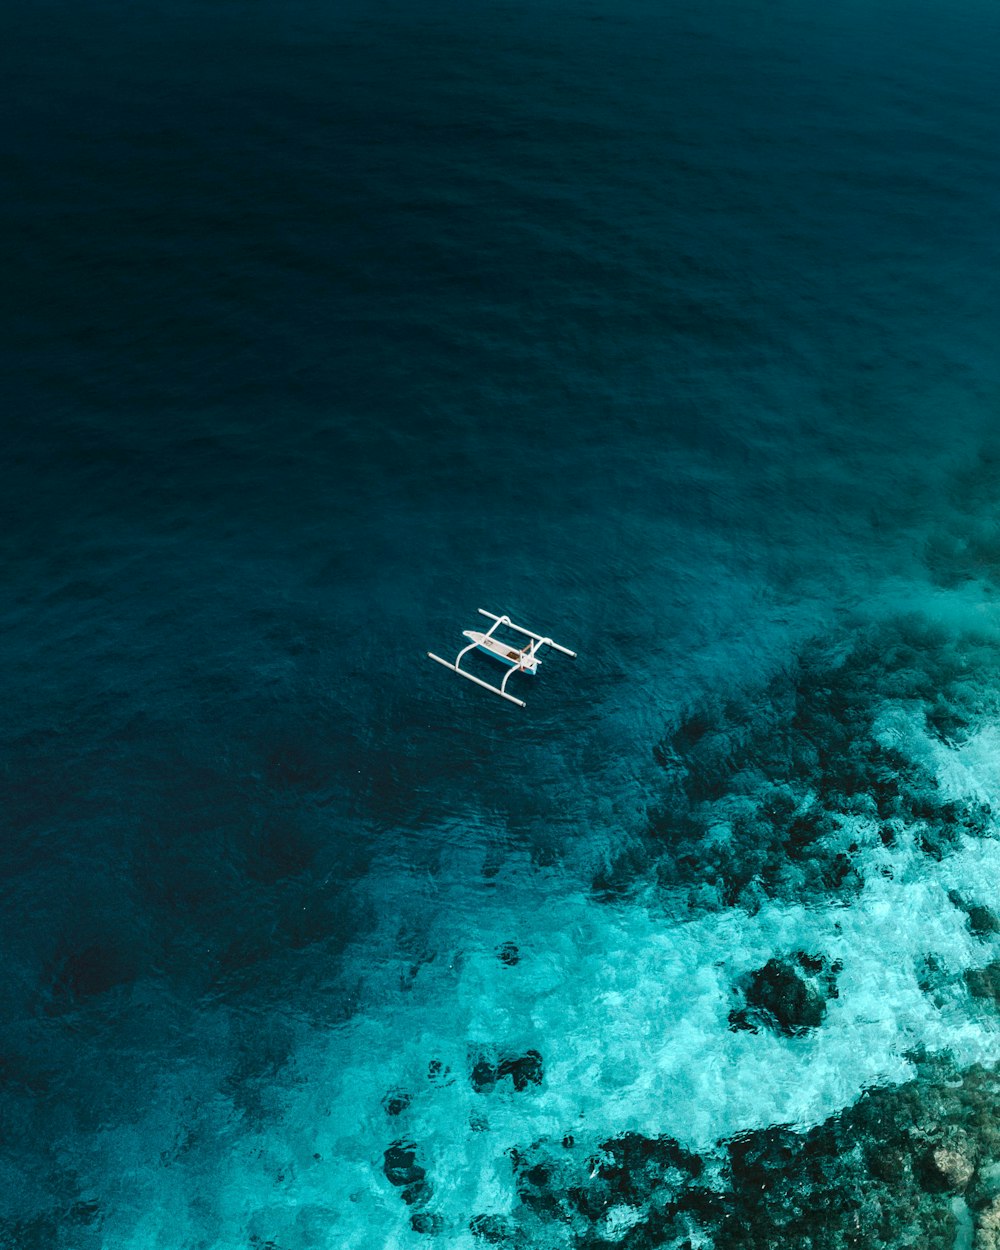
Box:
(4, 0, 1000, 1245)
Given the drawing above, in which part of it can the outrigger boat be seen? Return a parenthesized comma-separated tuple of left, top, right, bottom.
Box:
(428, 609, 576, 707)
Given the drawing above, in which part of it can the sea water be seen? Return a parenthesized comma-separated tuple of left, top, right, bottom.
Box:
(4, 0, 1000, 1245)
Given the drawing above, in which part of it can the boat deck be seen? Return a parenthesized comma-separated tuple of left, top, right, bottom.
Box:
(463, 630, 539, 672)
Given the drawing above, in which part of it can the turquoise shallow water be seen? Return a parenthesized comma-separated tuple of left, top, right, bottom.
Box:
(4, 0, 1000, 1245)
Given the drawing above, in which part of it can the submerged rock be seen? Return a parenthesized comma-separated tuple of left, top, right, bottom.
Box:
(727, 1006, 759, 1033)
(728, 1125, 802, 1190)
(969, 907, 1000, 938)
(383, 1140, 425, 1189)
(470, 1049, 543, 1093)
(976, 1197, 1000, 1250)
(497, 941, 520, 966)
(382, 1090, 411, 1117)
(951, 893, 1000, 940)
(410, 1212, 444, 1235)
(966, 964, 1000, 1006)
(509, 1128, 703, 1239)
(471, 1058, 497, 1093)
(740, 955, 837, 1036)
(919, 1144, 975, 1193)
(383, 1140, 433, 1212)
(499, 1051, 543, 1091)
(402, 1180, 433, 1207)
(595, 1131, 703, 1201)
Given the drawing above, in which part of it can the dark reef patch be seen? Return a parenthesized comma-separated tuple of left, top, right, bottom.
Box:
(497, 941, 520, 966)
(965, 962, 1000, 1006)
(491, 1060, 1000, 1249)
(730, 952, 840, 1036)
(383, 1089, 412, 1117)
(470, 1048, 544, 1094)
(949, 891, 1000, 940)
(507, 1130, 703, 1245)
(596, 617, 997, 912)
(383, 1139, 433, 1209)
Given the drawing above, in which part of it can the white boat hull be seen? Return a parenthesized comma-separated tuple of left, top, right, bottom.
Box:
(462, 630, 538, 674)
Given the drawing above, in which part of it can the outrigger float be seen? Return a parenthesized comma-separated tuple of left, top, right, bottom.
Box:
(428, 609, 576, 707)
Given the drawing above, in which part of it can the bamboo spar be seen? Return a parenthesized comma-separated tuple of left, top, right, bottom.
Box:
(476, 609, 577, 657)
(426, 652, 526, 707)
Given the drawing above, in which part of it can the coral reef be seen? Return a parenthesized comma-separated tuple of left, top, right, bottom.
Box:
(438, 1060, 1000, 1249)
